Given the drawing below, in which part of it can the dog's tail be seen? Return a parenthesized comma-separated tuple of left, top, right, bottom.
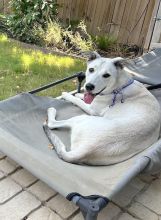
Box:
(124, 66, 156, 85)
(43, 122, 85, 163)
(43, 122, 65, 154)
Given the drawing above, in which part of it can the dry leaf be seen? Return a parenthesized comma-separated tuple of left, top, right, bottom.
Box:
(48, 144, 54, 150)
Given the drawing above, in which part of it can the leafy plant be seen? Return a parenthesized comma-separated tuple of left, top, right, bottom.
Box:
(7, 0, 59, 43)
(69, 20, 80, 29)
(94, 35, 117, 51)
(70, 32, 93, 52)
(66, 20, 94, 52)
(44, 21, 63, 47)
(36, 20, 94, 53)
(0, 14, 12, 37)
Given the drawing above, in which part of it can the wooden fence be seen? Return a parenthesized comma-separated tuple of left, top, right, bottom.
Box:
(0, 0, 10, 14)
(0, 0, 156, 47)
(57, 0, 155, 47)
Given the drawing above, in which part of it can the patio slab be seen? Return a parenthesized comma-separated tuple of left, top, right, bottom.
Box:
(0, 155, 160, 220)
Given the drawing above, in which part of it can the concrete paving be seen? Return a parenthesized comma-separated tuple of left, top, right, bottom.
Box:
(0, 153, 160, 220)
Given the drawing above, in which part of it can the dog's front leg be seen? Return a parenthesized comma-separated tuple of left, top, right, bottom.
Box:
(62, 92, 97, 115)
(74, 93, 84, 99)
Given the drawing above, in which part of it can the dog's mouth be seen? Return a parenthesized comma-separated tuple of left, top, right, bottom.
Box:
(84, 87, 106, 104)
(84, 92, 95, 104)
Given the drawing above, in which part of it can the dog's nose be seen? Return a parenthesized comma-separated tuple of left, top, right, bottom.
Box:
(85, 83, 95, 91)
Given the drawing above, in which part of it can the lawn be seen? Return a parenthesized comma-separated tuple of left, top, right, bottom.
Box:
(0, 34, 85, 100)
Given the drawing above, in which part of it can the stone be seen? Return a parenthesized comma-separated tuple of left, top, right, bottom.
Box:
(11, 169, 37, 188)
(0, 159, 18, 174)
(0, 171, 5, 180)
(136, 178, 161, 214)
(113, 178, 145, 207)
(118, 213, 139, 220)
(98, 202, 121, 220)
(28, 206, 62, 220)
(0, 191, 41, 220)
(0, 177, 22, 204)
(128, 202, 158, 220)
(138, 174, 155, 183)
(28, 180, 57, 201)
(47, 194, 78, 219)
(6, 157, 20, 168)
(0, 152, 5, 160)
(71, 212, 83, 220)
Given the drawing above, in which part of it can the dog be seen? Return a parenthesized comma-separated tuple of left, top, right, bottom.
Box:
(43, 52, 161, 165)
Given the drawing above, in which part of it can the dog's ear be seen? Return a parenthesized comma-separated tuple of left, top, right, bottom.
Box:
(113, 57, 125, 69)
(88, 51, 101, 61)
(83, 51, 101, 62)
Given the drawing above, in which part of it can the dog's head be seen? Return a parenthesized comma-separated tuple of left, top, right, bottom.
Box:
(84, 52, 124, 95)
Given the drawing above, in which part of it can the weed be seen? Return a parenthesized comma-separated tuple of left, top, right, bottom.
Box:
(94, 35, 117, 51)
(44, 21, 63, 47)
(36, 20, 94, 53)
(70, 31, 93, 52)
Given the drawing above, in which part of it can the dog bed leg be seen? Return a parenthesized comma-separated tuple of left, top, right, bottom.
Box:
(67, 193, 109, 220)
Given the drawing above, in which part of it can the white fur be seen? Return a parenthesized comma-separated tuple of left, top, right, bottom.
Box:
(46, 54, 161, 165)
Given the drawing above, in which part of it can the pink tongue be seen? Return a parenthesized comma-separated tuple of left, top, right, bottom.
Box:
(84, 92, 95, 104)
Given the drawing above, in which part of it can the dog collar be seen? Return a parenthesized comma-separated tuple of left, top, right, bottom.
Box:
(109, 78, 134, 107)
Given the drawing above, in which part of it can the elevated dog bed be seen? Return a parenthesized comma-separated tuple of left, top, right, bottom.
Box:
(1, 49, 161, 220)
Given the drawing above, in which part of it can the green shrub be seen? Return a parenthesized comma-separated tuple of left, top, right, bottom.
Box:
(7, 0, 59, 43)
(94, 35, 117, 51)
(44, 21, 63, 47)
(70, 32, 93, 52)
(36, 20, 93, 53)
(0, 14, 12, 36)
(65, 20, 94, 52)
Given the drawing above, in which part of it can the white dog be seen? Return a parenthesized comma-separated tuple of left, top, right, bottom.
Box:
(43, 52, 161, 165)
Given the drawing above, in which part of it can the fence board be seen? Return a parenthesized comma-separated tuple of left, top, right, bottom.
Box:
(109, 0, 126, 38)
(0, 0, 10, 14)
(138, 0, 155, 46)
(150, 0, 161, 44)
(0, 0, 5, 14)
(117, 0, 134, 43)
(144, 0, 160, 49)
(125, 0, 141, 44)
(128, 0, 148, 45)
(77, 0, 87, 18)
(71, 0, 81, 20)
(0, 1, 4, 13)
(57, 0, 64, 19)
(91, 0, 104, 34)
(90, 0, 100, 34)
(104, 0, 117, 33)
(0, 0, 156, 48)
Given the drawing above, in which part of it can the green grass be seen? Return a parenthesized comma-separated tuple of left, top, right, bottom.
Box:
(0, 34, 85, 100)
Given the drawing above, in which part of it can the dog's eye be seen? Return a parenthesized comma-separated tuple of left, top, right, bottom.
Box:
(89, 68, 94, 73)
(103, 73, 110, 78)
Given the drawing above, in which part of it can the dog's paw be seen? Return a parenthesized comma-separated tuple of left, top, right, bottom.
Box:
(47, 107, 57, 129)
(62, 92, 73, 100)
(47, 107, 56, 117)
(75, 93, 84, 99)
